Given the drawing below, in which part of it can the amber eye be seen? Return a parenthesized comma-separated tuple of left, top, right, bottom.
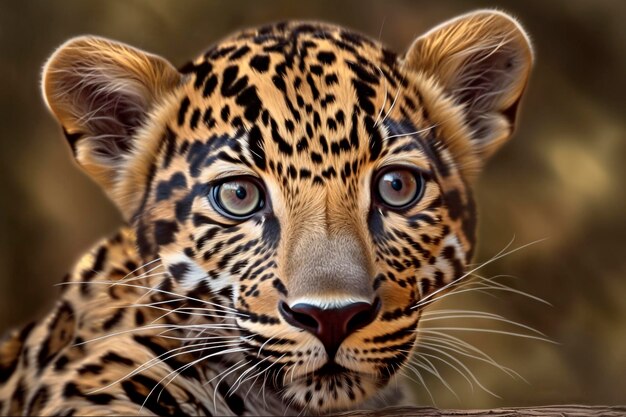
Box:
(210, 177, 264, 219)
(375, 168, 423, 208)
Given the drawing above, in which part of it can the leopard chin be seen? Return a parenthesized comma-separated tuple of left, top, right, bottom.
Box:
(280, 363, 382, 413)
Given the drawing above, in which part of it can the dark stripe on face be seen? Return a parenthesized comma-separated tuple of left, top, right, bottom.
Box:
(375, 346, 412, 380)
(180, 60, 212, 89)
(241, 340, 294, 359)
(364, 115, 382, 161)
(177, 96, 190, 126)
(102, 351, 134, 366)
(161, 127, 177, 169)
(102, 308, 125, 331)
(168, 262, 190, 282)
(62, 383, 116, 406)
(262, 215, 281, 249)
(442, 245, 465, 280)
(249, 54, 270, 72)
(346, 60, 379, 84)
(272, 278, 288, 296)
(190, 108, 201, 129)
(349, 110, 360, 149)
(187, 140, 213, 178)
(221, 66, 249, 97)
(229, 45, 251, 60)
(270, 119, 294, 155)
(352, 79, 376, 115)
(247, 125, 266, 170)
(236, 86, 262, 122)
(368, 207, 386, 241)
(156, 172, 187, 202)
(366, 317, 418, 344)
(380, 302, 415, 321)
(81, 246, 108, 282)
(174, 183, 209, 223)
(240, 330, 296, 347)
(306, 73, 320, 100)
(237, 310, 280, 325)
(77, 363, 104, 375)
(203, 74, 218, 97)
(186, 134, 230, 178)
(444, 189, 464, 220)
(153, 220, 179, 246)
(135, 218, 157, 260)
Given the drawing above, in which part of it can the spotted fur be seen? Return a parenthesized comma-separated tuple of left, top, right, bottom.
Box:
(1, 11, 532, 415)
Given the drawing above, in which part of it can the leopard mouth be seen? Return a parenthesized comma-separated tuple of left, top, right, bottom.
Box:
(288, 360, 359, 385)
(278, 358, 383, 412)
(312, 361, 350, 377)
(289, 357, 388, 392)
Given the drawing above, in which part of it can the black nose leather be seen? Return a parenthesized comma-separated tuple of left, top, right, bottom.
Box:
(279, 299, 380, 359)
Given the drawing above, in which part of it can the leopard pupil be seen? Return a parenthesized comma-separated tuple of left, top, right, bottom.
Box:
(236, 187, 247, 200)
(391, 179, 403, 191)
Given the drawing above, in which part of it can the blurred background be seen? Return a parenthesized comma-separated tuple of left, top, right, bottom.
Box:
(0, 0, 624, 409)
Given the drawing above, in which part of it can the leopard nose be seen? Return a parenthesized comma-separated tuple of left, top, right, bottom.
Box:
(278, 299, 381, 359)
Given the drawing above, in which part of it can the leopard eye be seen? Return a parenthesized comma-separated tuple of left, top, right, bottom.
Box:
(210, 177, 264, 219)
(375, 168, 423, 209)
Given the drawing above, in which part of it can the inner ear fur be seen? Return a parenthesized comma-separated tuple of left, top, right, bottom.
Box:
(42, 36, 180, 210)
(405, 10, 533, 165)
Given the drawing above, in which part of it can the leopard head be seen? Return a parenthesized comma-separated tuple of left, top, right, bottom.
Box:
(42, 10, 531, 413)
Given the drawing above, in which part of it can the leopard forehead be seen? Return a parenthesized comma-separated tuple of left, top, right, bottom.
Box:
(144, 23, 456, 220)
(170, 21, 434, 182)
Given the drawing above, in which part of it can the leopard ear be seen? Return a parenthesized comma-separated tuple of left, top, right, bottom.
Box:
(42, 36, 180, 198)
(405, 10, 533, 163)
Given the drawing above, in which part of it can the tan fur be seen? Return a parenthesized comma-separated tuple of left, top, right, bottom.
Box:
(1, 11, 532, 415)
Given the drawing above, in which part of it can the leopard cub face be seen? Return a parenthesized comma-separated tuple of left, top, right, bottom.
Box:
(42, 10, 531, 412)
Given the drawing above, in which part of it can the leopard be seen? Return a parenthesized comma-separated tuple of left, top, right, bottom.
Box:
(0, 9, 532, 416)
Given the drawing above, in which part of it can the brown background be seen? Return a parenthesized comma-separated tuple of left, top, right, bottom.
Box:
(0, 0, 624, 409)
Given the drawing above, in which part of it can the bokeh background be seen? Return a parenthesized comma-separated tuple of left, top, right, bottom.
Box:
(1, 0, 624, 409)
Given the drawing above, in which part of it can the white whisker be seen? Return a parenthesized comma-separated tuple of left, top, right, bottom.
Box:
(89, 341, 246, 395)
(75, 323, 241, 347)
(420, 311, 547, 337)
(413, 237, 548, 310)
(420, 326, 556, 344)
(114, 258, 163, 285)
(408, 355, 459, 400)
(210, 359, 250, 413)
(399, 368, 435, 405)
(56, 280, 240, 313)
(472, 273, 552, 306)
(416, 350, 499, 398)
(419, 337, 524, 382)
